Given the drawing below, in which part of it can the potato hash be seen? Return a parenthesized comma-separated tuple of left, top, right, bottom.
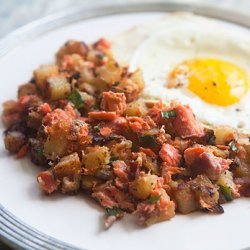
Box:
(2, 39, 250, 228)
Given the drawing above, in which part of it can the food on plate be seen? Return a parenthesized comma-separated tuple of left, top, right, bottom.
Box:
(112, 13, 250, 131)
(2, 14, 250, 228)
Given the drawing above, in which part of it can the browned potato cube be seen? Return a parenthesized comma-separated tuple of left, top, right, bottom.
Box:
(54, 152, 81, 180)
(143, 156, 159, 175)
(173, 182, 197, 214)
(43, 136, 68, 160)
(129, 68, 145, 92)
(61, 176, 81, 193)
(83, 146, 110, 174)
(45, 76, 71, 101)
(129, 173, 158, 200)
(4, 131, 26, 153)
(213, 126, 236, 145)
(191, 175, 220, 212)
(27, 110, 43, 129)
(18, 83, 37, 98)
(56, 40, 88, 64)
(81, 175, 99, 190)
(34, 64, 59, 92)
(2, 100, 18, 115)
(125, 99, 147, 117)
(143, 189, 175, 226)
(86, 50, 107, 66)
(96, 59, 122, 85)
(59, 54, 85, 71)
(79, 91, 95, 109)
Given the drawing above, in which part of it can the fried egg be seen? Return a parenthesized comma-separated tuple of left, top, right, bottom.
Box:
(111, 13, 250, 132)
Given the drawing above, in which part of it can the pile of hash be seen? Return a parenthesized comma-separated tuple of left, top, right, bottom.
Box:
(2, 39, 250, 228)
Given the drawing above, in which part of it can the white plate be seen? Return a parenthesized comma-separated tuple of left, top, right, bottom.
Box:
(0, 3, 250, 250)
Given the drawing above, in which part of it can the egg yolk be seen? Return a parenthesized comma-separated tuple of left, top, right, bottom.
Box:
(168, 58, 248, 106)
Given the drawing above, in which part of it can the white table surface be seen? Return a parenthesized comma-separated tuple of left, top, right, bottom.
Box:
(0, 0, 249, 38)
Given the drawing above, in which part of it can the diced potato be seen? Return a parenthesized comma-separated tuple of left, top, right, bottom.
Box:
(115, 78, 142, 102)
(27, 110, 43, 129)
(191, 175, 220, 212)
(217, 170, 234, 188)
(4, 131, 26, 153)
(213, 126, 236, 145)
(45, 76, 71, 101)
(129, 68, 145, 92)
(80, 65, 98, 85)
(83, 146, 110, 173)
(95, 166, 114, 180)
(54, 152, 81, 180)
(78, 82, 96, 95)
(217, 170, 239, 199)
(86, 50, 107, 66)
(110, 140, 132, 161)
(18, 83, 37, 98)
(2, 100, 18, 115)
(56, 40, 88, 64)
(144, 189, 175, 226)
(81, 175, 98, 190)
(129, 173, 158, 200)
(61, 176, 81, 193)
(34, 64, 59, 92)
(173, 181, 197, 214)
(43, 136, 68, 160)
(79, 91, 95, 109)
(143, 156, 159, 175)
(96, 59, 122, 85)
(125, 99, 147, 117)
(239, 139, 250, 163)
(59, 54, 85, 72)
(233, 160, 250, 177)
(79, 66, 108, 92)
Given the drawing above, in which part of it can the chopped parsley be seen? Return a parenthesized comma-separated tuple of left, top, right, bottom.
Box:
(220, 186, 233, 201)
(148, 195, 161, 204)
(68, 90, 84, 109)
(140, 135, 158, 147)
(96, 53, 104, 60)
(105, 207, 122, 216)
(161, 110, 177, 119)
(228, 140, 237, 152)
(93, 125, 100, 133)
(112, 81, 120, 87)
(131, 142, 140, 152)
(109, 156, 119, 164)
(207, 130, 216, 145)
(36, 146, 44, 155)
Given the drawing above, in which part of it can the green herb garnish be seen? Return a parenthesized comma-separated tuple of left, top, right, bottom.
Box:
(36, 146, 44, 155)
(207, 130, 215, 145)
(228, 140, 237, 152)
(105, 207, 122, 216)
(220, 186, 233, 201)
(140, 135, 158, 147)
(68, 90, 84, 109)
(148, 195, 161, 204)
(131, 142, 140, 152)
(109, 156, 119, 164)
(161, 110, 177, 119)
(96, 53, 104, 60)
(93, 125, 100, 132)
(112, 81, 120, 87)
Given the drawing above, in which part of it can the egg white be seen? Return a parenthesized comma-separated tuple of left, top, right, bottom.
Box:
(111, 13, 250, 132)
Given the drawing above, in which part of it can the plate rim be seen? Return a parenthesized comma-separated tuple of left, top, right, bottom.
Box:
(0, 2, 250, 249)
